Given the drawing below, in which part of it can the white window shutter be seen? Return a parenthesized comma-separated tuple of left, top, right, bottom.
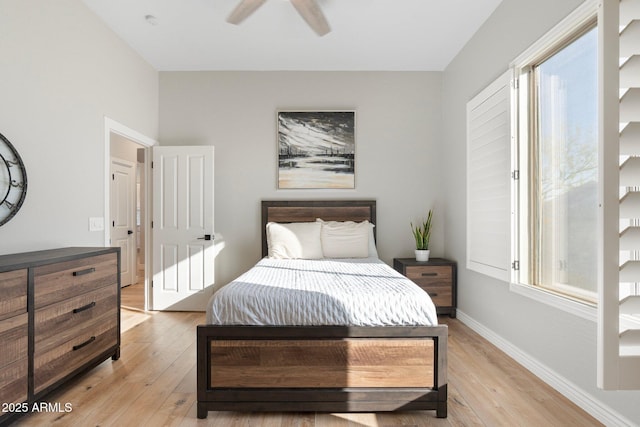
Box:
(598, 0, 640, 390)
(466, 70, 512, 282)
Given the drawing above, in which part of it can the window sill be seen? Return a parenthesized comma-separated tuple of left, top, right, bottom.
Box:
(509, 282, 597, 322)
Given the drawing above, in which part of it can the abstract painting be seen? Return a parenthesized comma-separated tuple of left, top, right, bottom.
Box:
(277, 111, 355, 189)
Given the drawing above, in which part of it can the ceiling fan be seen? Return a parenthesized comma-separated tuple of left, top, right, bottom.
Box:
(227, 0, 331, 36)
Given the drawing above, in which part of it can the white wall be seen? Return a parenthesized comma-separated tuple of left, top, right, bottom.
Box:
(159, 71, 443, 287)
(442, 0, 640, 423)
(0, 0, 158, 255)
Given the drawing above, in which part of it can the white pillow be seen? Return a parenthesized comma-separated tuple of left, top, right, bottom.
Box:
(266, 222, 323, 259)
(316, 219, 371, 258)
(367, 223, 378, 258)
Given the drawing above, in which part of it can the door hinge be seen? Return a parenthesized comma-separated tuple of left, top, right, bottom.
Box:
(112, 221, 115, 227)
(151, 221, 154, 228)
(151, 280, 153, 288)
(512, 170, 519, 180)
(151, 161, 154, 169)
(112, 173, 115, 180)
(512, 260, 520, 271)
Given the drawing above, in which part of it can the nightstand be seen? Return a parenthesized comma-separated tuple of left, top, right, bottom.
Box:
(393, 258, 457, 318)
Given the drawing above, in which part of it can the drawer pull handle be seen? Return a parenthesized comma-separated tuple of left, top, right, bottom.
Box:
(72, 336, 96, 351)
(428, 292, 439, 297)
(421, 272, 437, 277)
(73, 267, 96, 277)
(73, 301, 96, 314)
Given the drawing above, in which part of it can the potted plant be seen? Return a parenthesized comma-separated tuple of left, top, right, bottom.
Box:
(411, 209, 433, 262)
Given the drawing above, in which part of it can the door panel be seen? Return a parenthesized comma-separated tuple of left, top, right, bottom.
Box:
(111, 158, 136, 287)
(152, 146, 214, 310)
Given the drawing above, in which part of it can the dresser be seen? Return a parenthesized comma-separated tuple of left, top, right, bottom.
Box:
(0, 247, 120, 425)
(393, 258, 457, 318)
(0, 269, 28, 410)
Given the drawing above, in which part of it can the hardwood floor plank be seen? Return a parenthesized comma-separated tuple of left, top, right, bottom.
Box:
(75, 381, 148, 426)
(439, 385, 482, 427)
(113, 342, 196, 426)
(315, 413, 371, 427)
(121, 278, 145, 311)
(375, 410, 448, 426)
(143, 392, 196, 427)
(8, 311, 603, 427)
(207, 410, 255, 426)
(174, 364, 197, 394)
(121, 309, 152, 333)
(281, 412, 315, 427)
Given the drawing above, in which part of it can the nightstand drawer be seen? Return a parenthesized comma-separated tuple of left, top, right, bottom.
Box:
(405, 265, 452, 284)
(418, 285, 452, 307)
(406, 266, 453, 307)
(393, 258, 457, 318)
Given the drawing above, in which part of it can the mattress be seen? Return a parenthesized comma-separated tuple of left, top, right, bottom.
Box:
(206, 257, 438, 327)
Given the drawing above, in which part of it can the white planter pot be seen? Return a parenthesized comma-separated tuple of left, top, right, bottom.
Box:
(415, 249, 430, 262)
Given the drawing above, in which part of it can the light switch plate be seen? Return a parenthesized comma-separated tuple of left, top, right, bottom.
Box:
(89, 217, 105, 231)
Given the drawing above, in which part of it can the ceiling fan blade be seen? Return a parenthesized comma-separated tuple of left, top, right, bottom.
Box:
(290, 0, 331, 36)
(227, 0, 267, 25)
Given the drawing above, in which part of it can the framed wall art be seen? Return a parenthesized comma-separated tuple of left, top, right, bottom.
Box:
(277, 111, 355, 189)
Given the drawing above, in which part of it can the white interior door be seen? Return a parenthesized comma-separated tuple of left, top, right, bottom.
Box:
(111, 158, 136, 287)
(152, 146, 215, 311)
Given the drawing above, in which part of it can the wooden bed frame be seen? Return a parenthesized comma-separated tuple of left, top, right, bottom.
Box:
(197, 200, 448, 418)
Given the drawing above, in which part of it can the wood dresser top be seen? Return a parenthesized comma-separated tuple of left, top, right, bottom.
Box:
(0, 247, 119, 272)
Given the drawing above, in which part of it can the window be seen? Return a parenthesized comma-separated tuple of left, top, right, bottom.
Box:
(512, 4, 598, 309)
(531, 27, 598, 302)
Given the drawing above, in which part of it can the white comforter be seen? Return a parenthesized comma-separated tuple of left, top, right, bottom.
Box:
(206, 257, 438, 327)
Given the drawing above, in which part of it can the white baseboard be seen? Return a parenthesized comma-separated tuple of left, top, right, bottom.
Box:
(456, 310, 636, 427)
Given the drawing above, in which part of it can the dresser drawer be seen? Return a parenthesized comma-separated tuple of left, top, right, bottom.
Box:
(0, 269, 27, 321)
(34, 285, 117, 351)
(34, 253, 118, 308)
(0, 270, 28, 411)
(0, 357, 28, 405)
(34, 319, 117, 394)
(0, 313, 28, 369)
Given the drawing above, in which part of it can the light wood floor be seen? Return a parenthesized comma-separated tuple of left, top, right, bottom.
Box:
(9, 312, 603, 427)
(121, 277, 145, 312)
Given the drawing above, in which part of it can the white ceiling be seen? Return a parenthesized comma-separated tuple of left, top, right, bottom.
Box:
(82, 0, 503, 71)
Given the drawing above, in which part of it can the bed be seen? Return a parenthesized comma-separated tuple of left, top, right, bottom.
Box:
(196, 200, 448, 418)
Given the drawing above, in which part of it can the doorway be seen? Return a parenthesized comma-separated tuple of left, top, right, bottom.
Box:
(104, 117, 156, 312)
(111, 134, 146, 311)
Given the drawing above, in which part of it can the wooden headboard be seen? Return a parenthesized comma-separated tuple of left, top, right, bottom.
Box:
(261, 200, 376, 257)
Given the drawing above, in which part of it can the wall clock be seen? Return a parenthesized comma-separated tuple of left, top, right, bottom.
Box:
(0, 132, 27, 226)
